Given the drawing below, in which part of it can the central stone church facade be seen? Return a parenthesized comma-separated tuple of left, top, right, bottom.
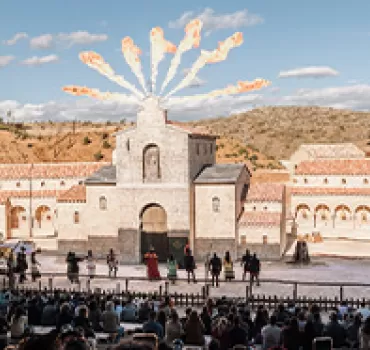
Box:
(57, 98, 253, 263)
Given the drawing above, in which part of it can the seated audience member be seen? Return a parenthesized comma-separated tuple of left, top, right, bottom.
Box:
(101, 301, 124, 343)
(73, 306, 95, 338)
(184, 310, 205, 346)
(138, 300, 151, 323)
(10, 307, 28, 339)
(88, 300, 102, 331)
(358, 302, 370, 320)
(121, 298, 137, 322)
(228, 316, 248, 348)
(360, 316, 370, 349)
(261, 315, 281, 350)
(282, 317, 301, 350)
(56, 302, 73, 331)
(143, 311, 164, 339)
(323, 312, 347, 349)
(165, 310, 182, 345)
(41, 298, 57, 326)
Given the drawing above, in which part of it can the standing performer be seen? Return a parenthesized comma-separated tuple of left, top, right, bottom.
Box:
(30, 251, 41, 282)
(7, 251, 15, 290)
(107, 249, 118, 278)
(249, 253, 261, 286)
(16, 247, 28, 284)
(241, 249, 251, 281)
(184, 248, 196, 284)
(223, 251, 235, 281)
(86, 250, 96, 280)
(167, 254, 177, 285)
(144, 247, 161, 280)
(66, 252, 84, 284)
(209, 253, 222, 287)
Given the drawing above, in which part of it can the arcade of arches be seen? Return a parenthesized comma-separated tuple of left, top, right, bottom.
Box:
(7, 204, 54, 238)
(294, 203, 370, 231)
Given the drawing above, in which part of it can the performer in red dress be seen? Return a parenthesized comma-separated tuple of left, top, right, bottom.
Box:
(144, 247, 161, 280)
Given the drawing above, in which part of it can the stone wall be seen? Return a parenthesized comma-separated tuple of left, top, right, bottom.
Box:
(194, 238, 237, 261)
(237, 243, 282, 260)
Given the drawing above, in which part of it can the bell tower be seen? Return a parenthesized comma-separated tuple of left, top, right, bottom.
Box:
(136, 96, 167, 129)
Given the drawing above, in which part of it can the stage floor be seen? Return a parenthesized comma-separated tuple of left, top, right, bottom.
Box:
(12, 255, 370, 300)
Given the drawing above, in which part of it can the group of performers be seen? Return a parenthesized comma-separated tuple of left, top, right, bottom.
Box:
(66, 248, 119, 283)
(0, 245, 41, 287)
(143, 245, 261, 287)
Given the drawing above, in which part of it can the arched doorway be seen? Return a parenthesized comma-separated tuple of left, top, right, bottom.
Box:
(35, 205, 51, 229)
(140, 204, 168, 262)
(10, 206, 26, 230)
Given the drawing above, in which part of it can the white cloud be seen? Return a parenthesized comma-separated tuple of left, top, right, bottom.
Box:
(169, 8, 264, 34)
(3, 32, 28, 46)
(279, 84, 370, 110)
(58, 31, 108, 46)
(0, 56, 15, 68)
(30, 34, 53, 49)
(182, 68, 207, 88)
(20, 54, 59, 66)
(4, 84, 370, 123)
(278, 66, 339, 79)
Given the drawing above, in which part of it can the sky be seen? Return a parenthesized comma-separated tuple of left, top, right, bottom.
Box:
(1, 0, 370, 122)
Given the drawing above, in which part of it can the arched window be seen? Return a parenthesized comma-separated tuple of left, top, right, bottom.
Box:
(143, 144, 161, 182)
(41, 181, 45, 187)
(212, 197, 220, 212)
(324, 178, 328, 184)
(99, 196, 107, 210)
(60, 181, 65, 186)
(342, 178, 346, 185)
(364, 179, 369, 185)
(74, 211, 80, 224)
(304, 178, 308, 184)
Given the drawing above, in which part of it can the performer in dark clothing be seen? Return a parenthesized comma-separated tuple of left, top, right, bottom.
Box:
(16, 247, 28, 284)
(107, 248, 118, 278)
(66, 252, 84, 284)
(209, 253, 222, 287)
(183, 248, 196, 283)
(249, 253, 261, 286)
(241, 249, 251, 281)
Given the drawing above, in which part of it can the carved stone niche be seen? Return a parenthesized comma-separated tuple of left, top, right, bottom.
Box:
(143, 144, 161, 182)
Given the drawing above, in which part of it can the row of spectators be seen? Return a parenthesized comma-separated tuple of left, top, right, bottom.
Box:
(1, 289, 370, 349)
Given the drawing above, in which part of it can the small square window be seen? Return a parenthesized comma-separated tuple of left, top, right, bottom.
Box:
(342, 178, 346, 184)
(304, 178, 308, 184)
(60, 181, 65, 186)
(324, 178, 328, 184)
(41, 181, 45, 187)
(16, 182, 21, 188)
(364, 179, 368, 185)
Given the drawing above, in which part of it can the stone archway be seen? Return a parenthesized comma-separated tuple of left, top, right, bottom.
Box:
(10, 206, 26, 230)
(140, 204, 169, 262)
(35, 205, 51, 229)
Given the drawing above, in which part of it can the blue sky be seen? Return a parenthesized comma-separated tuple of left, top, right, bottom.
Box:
(1, 0, 370, 121)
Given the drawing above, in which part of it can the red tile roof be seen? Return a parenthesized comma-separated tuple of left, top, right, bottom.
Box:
(295, 159, 370, 175)
(239, 211, 282, 227)
(0, 162, 109, 180)
(166, 120, 216, 138)
(246, 183, 285, 202)
(0, 190, 61, 204)
(291, 186, 370, 196)
(57, 185, 86, 203)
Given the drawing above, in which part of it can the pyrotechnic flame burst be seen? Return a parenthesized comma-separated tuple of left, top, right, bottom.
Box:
(63, 19, 271, 107)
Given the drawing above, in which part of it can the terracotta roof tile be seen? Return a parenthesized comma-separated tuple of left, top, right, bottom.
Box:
(0, 190, 61, 204)
(295, 159, 370, 175)
(0, 162, 109, 180)
(239, 211, 282, 227)
(291, 186, 370, 196)
(246, 183, 285, 202)
(57, 185, 86, 203)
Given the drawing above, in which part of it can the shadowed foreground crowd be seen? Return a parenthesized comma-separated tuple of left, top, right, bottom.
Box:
(0, 290, 369, 349)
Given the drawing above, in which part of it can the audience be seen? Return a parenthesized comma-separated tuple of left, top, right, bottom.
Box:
(1, 286, 370, 349)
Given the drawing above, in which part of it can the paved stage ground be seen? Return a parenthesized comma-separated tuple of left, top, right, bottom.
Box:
(9, 255, 370, 301)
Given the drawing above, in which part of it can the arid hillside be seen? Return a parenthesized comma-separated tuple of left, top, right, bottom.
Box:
(0, 106, 370, 170)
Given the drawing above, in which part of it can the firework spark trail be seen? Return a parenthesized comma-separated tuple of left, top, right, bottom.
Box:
(79, 52, 144, 99)
(62, 85, 140, 104)
(167, 79, 270, 103)
(160, 19, 203, 94)
(121, 37, 148, 94)
(164, 32, 244, 99)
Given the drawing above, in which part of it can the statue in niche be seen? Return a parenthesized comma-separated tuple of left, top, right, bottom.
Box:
(143, 144, 161, 182)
